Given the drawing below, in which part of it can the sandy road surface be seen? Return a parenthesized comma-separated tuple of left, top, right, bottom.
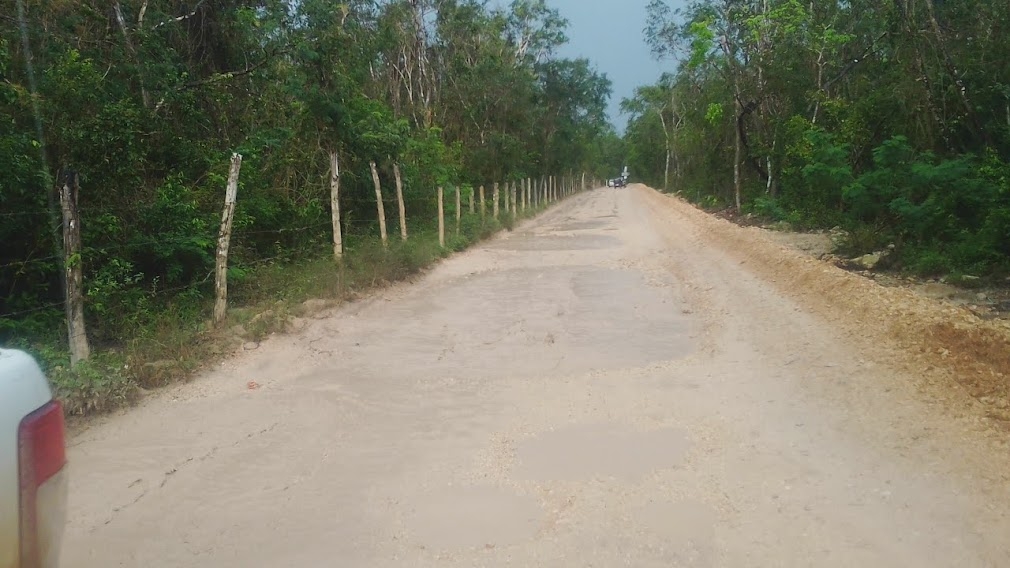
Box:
(63, 186, 1010, 566)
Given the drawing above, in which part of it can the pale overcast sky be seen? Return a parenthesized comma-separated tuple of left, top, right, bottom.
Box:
(549, 0, 682, 131)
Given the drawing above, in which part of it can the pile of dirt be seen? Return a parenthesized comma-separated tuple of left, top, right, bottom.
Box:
(641, 187, 1010, 429)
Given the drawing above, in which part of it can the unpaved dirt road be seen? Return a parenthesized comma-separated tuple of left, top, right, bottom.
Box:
(63, 186, 1010, 567)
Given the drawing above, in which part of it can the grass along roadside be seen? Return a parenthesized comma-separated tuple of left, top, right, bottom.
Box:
(26, 211, 530, 418)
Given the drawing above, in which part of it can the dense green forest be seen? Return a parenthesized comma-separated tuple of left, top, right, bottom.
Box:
(1, 0, 618, 397)
(623, 0, 1010, 277)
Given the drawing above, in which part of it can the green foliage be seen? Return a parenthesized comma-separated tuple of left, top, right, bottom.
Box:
(0, 0, 610, 412)
(632, 0, 1010, 277)
(705, 103, 724, 124)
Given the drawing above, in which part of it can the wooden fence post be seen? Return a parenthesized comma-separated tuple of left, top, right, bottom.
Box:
(469, 189, 475, 215)
(493, 182, 500, 219)
(369, 161, 388, 246)
(214, 153, 242, 326)
(520, 179, 526, 213)
(511, 181, 518, 217)
(455, 185, 462, 233)
(479, 185, 486, 219)
(503, 181, 510, 215)
(330, 151, 343, 260)
(58, 170, 91, 365)
(438, 186, 445, 248)
(393, 162, 407, 241)
(582, 171, 586, 191)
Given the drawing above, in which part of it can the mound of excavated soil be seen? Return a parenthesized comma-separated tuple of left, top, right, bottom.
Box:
(640, 186, 1010, 428)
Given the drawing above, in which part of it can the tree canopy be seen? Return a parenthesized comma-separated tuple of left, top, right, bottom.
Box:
(1, 0, 614, 346)
(625, 0, 1010, 276)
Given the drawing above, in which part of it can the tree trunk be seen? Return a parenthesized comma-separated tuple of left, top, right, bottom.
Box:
(214, 153, 242, 326)
(455, 185, 462, 233)
(329, 151, 343, 260)
(437, 186, 445, 247)
(658, 111, 671, 190)
(922, 0, 987, 142)
(393, 162, 407, 241)
(370, 161, 388, 246)
(59, 170, 90, 365)
(733, 98, 743, 212)
(113, 2, 150, 109)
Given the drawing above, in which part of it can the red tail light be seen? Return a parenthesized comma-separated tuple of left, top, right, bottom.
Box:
(18, 400, 66, 568)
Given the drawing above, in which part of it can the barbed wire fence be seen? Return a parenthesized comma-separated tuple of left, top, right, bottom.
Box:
(1, 156, 596, 366)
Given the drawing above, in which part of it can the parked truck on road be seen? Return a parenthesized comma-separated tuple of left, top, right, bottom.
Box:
(1, 349, 68, 568)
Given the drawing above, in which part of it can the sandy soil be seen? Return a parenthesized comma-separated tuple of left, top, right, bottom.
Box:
(62, 185, 1010, 567)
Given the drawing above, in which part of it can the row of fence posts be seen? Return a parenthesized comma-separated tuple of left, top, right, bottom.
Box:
(52, 150, 596, 367)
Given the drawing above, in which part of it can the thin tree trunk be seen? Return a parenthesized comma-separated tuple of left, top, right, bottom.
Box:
(437, 186, 445, 247)
(923, 0, 984, 140)
(214, 153, 242, 325)
(665, 148, 672, 191)
(393, 162, 407, 241)
(734, 98, 743, 212)
(113, 2, 150, 109)
(369, 161, 388, 246)
(330, 151, 343, 260)
(455, 185, 462, 233)
(658, 111, 671, 190)
(59, 170, 90, 365)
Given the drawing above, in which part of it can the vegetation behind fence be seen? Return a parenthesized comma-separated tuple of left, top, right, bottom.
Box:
(0, 0, 619, 413)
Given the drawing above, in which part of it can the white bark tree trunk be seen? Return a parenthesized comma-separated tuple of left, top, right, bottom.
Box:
(734, 98, 743, 212)
(214, 153, 242, 326)
(393, 162, 407, 241)
(437, 186, 445, 247)
(455, 185, 462, 233)
(329, 151, 343, 260)
(369, 161, 388, 246)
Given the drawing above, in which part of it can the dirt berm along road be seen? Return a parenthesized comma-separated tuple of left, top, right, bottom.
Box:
(63, 185, 1010, 567)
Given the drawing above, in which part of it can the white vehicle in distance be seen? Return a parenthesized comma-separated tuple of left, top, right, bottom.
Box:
(1, 349, 68, 568)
